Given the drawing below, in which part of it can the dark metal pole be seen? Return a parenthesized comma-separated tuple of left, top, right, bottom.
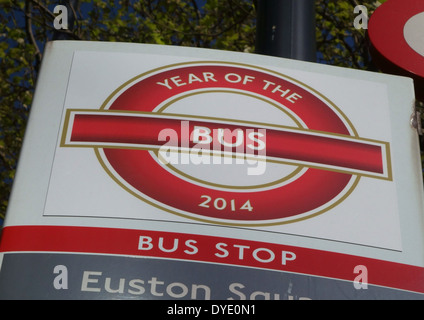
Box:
(256, 0, 316, 62)
(52, 0, 79, 40)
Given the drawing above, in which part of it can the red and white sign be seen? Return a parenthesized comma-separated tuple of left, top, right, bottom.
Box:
(43, 51, 403, 250)
(60, 62, 391, 226)
(368, 0, 424, 100)
(1, 42, 424, 299)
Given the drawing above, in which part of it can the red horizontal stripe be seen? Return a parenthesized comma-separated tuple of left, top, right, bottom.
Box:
(70, 113, 384, 175)
(1, 225, 423, 294)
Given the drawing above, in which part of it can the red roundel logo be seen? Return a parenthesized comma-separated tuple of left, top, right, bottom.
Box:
(62, 62, 391, 226)
(368, 0, 424, 101)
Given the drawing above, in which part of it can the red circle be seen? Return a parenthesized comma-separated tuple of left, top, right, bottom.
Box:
(101, 64, 356, 224)
(368, 0, 424, 98)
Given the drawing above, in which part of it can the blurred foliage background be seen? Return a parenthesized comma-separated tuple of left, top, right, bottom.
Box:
(0, 0, 391, 223)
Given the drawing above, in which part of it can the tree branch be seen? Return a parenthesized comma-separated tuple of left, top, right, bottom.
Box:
(24, 0, 42, 67)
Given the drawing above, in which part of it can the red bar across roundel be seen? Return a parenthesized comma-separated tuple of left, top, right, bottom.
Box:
(68, 112, 386, 177)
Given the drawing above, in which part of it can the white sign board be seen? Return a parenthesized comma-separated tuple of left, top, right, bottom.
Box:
(1, 41, 423, 299)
